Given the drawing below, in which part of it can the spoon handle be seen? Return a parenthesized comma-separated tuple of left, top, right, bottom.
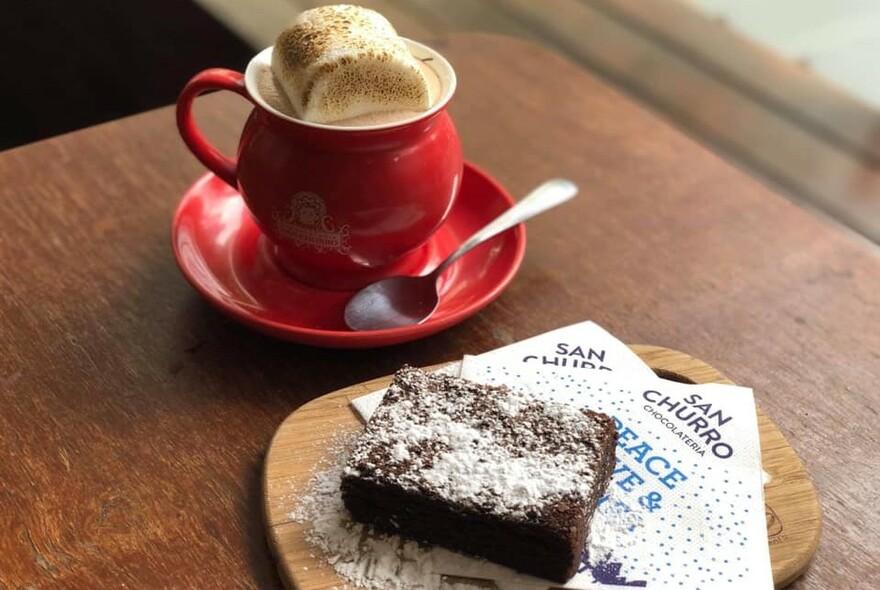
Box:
(433, 178, 578, 276)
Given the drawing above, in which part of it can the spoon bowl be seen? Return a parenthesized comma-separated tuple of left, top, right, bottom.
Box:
(344, 275, 442, 331)
(344, 179, 578, 331)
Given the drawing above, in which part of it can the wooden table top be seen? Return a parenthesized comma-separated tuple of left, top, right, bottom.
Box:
(1, 33, 877, 589)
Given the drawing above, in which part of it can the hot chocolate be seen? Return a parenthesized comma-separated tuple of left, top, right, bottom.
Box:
(177, 4, 462, 290)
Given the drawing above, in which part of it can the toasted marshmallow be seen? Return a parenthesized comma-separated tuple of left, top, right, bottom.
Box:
(271, 4, 432, 124)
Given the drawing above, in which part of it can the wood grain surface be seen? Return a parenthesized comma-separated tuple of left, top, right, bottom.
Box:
(263, 348, 821, 590)
(0, 33, 877, 589)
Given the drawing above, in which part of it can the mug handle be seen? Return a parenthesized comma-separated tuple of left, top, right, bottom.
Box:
(176, 69, 254, 188)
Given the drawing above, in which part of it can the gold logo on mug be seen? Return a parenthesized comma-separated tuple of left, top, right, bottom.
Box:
(273, 192, 351, 254)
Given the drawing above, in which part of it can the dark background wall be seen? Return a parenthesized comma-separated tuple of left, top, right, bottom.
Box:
(1, 1, 253, 150)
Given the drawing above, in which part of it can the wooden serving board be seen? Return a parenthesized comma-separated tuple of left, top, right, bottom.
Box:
(263, 346, 821, 589)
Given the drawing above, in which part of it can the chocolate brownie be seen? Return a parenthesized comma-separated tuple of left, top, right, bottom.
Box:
(341, 366, 618, 582)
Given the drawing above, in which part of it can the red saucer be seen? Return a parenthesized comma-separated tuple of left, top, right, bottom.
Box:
(171, 163, 526, 348)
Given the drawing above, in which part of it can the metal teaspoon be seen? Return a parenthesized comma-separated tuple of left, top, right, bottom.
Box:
(343, 178, 578, 331)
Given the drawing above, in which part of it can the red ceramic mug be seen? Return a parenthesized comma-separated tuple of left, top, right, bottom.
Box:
(176, 40, 462, 291)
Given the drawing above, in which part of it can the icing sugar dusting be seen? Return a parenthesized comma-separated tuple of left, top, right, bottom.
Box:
(345, 366, 609, 516)
(291, 456, 436, 590)
(420, 433, 590, 510)
(587, 494, 645, 562)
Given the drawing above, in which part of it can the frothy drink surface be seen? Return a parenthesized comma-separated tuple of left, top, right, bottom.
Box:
(256, 58, 442, 127)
